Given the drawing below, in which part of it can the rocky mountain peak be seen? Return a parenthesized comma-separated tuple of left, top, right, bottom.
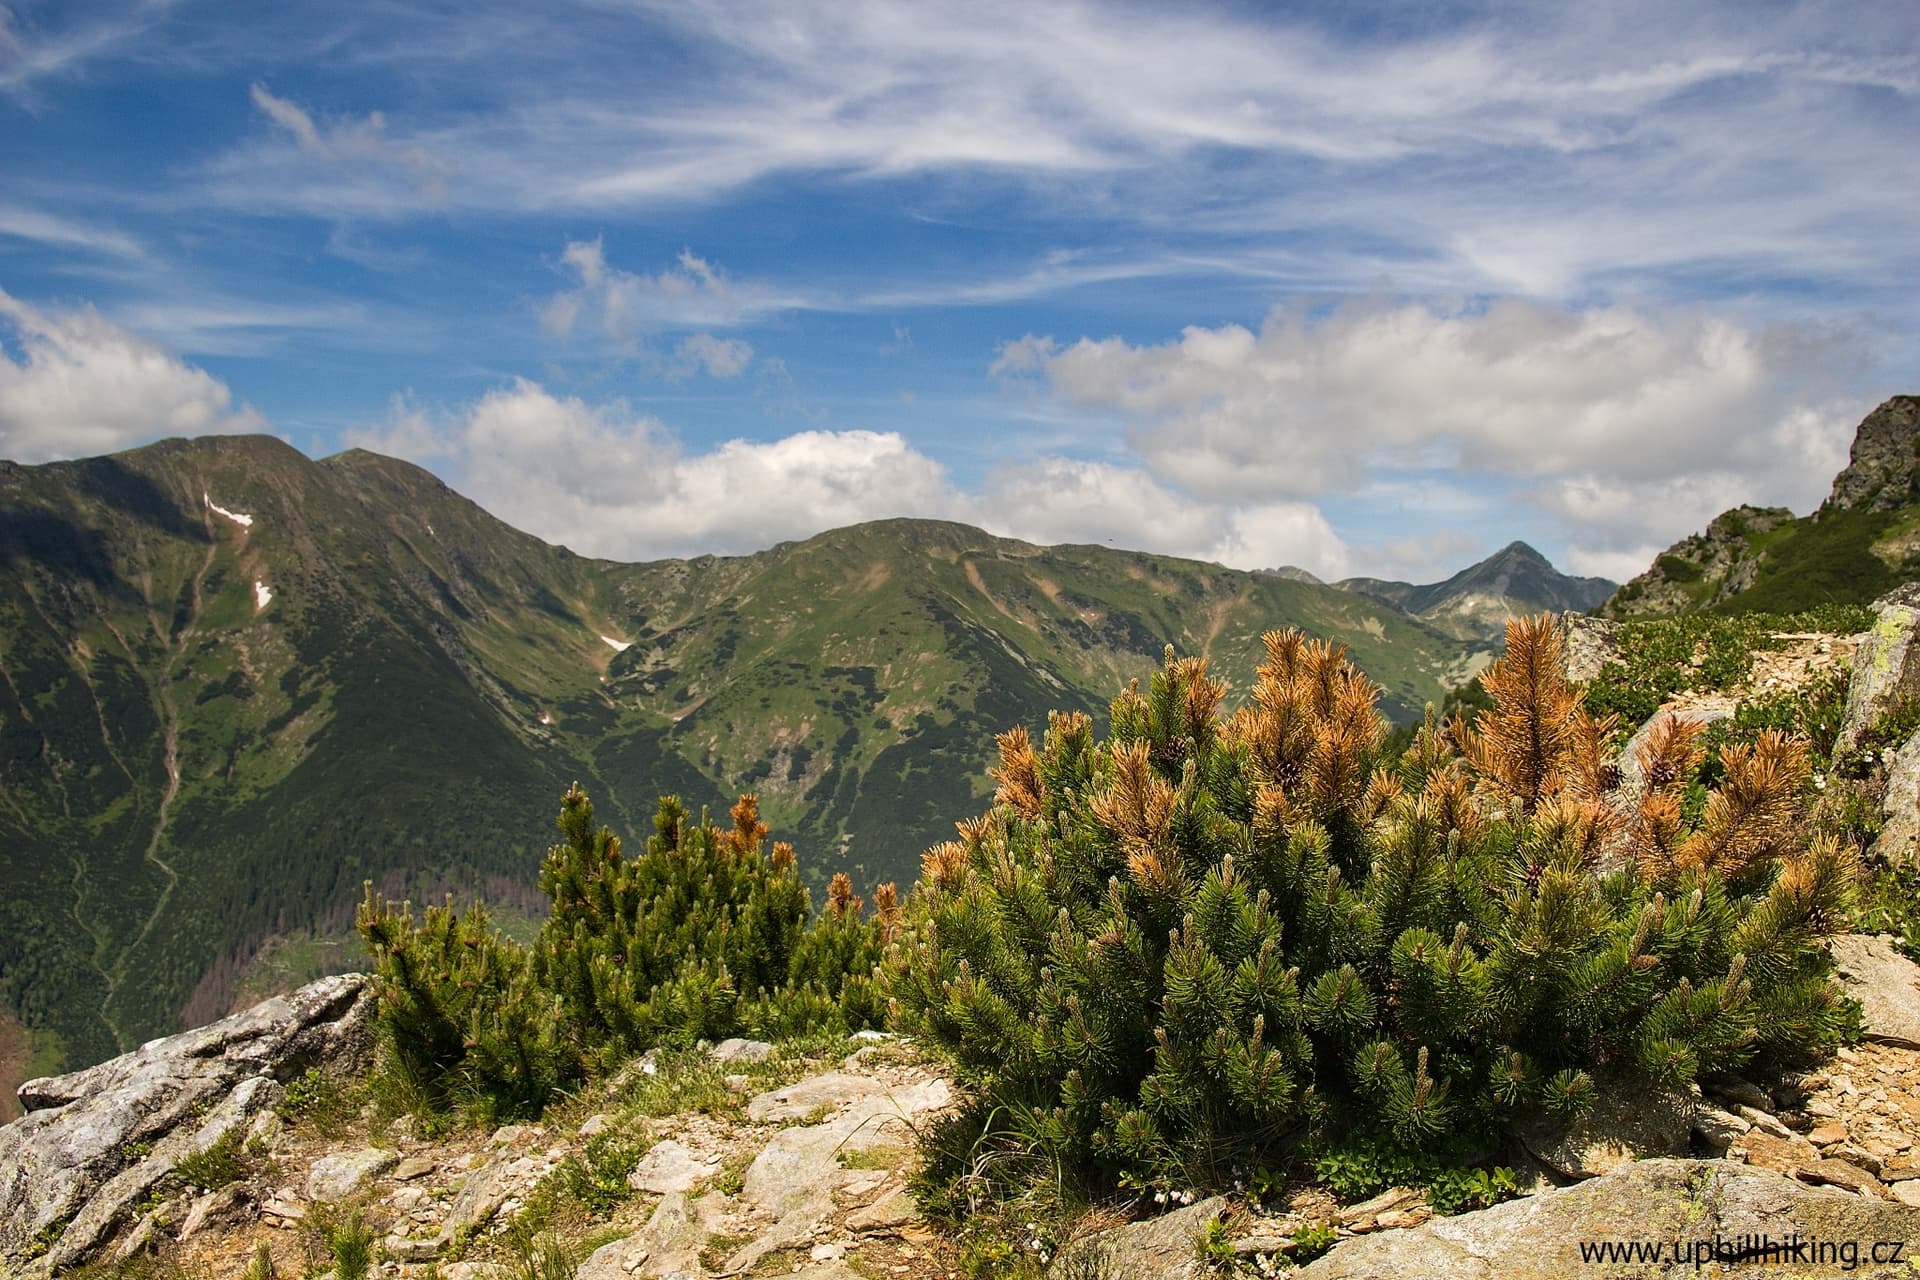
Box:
(1827, 395, 1920, 513)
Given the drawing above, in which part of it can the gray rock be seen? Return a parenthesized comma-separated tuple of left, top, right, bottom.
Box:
(1619, 703, 1736, 797)
(846, 1183, 918, 1232)
(1826, 397, 1920, 513)
(1522, 1084, 1691, 1179)
(1835, 600, 1920, 758)
(1296, 1158, 1920, 1279)
(1828, 934, 1920, 1049)
(1561, 613, 1621, 683)
(306, 1147, 398, 1202)
(626, 1139, 720, 1194)
(709, 1037, 774, 1064)
(747, 1071, 889, 1123)
(727, 1074, 951, 1275)
(1870, 726, 1920, 866)
(1691, 1105, 1752, 1154)
(0, 974, 371, 1275)
(1048, 1197, 1228, 1280)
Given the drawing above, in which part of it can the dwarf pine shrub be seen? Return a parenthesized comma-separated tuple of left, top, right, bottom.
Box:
(359, 786, 896, 1116)
(886, 617, 1856, 1194)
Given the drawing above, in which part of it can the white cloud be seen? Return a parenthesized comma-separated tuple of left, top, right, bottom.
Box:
(541, 240, 805, 341)
(1010, 298, 1864, 563)
(0, 205, 144, 259)
(234, 82, 452, 209)
(666, 333, 754, 380)
(348, 377, 1356, 576)
(0, 289, 264, 463)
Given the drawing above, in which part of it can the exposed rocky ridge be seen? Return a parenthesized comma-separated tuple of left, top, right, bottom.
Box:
(1830, 396, 1920, 513)
(1606, 395, 1920, 617)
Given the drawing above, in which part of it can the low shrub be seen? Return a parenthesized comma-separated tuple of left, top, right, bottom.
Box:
(887, 619, 1855, 1202)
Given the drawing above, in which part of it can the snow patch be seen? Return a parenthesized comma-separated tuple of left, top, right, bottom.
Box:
(539, 711, 554, 726)
(204, 491, 254, 528)
(254, 580, 273, 610)
(601, 635, 632, 653)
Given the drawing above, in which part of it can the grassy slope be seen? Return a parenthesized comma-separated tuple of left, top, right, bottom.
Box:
(0, 439, 1473, 1070)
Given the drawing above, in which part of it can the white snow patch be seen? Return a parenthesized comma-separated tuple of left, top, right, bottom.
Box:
(254, 580, 273, 610)
(204, 491, 254, 528)
(539, 711, 554, 726)
(601, 635, 631, 653)
(427, 524, 435, 536)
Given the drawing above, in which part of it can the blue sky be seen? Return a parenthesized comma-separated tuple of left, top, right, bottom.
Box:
(1, 0, 1914, 582)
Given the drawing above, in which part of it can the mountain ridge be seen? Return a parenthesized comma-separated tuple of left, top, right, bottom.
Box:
(0, 433, 1481, 1076)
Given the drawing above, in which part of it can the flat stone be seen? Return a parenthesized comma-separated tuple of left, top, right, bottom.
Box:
(307, 1147, 398, 1202)
(1733, 1129, 1820, 1175)
(747, 1072, 890, 1123)
(176, 1185, 245, 1241)
(846, 1184, 919, 1233)
(1794, 1158, 1887, 1198)
(1523, 1084, 1691, 1179)
(1337, 1186, 1428, 1230)
(393, 1156, 435, 1181)
(1706, 1077, 1773, 1110)
(577, 1113, 614, 1138)
(627, 1139, 721, 1194)
(710, 1037, 774, 1064)
(1829, 935, 1920, 1049)
(1894, 1182, 1920, 1209)
(1295, 1158, 1920, 1280)
(1048, 1198, 1229, 1280)
(1692, 1106, 1751, 1152)
(1738, 1105, 1793, 1138)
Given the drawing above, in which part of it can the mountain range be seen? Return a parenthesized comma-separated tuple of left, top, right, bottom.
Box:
(0, 434, 1606, 1082)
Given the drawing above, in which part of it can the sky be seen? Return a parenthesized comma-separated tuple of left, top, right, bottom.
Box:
(0, 0, 1914, 583)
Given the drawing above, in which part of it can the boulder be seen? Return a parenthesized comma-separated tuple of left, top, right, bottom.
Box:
(0, 973, 373, 1276)
(306, 1147, 397, 1202)
(1048, 1197, 1229, 1280)
(1521, 1083, 1692, 1179)
(1619, 703, 1736, 797)
(626, 1139, 721, 1194)
(1835, 598, 1920, 758)
(710, 1037, 774, 1064)
(1870, 726, 1920, 866)
(1828, 935, 1920, 1049)
(1561, 613, 1622, 683)
(1296, 1158, 1920, 1279)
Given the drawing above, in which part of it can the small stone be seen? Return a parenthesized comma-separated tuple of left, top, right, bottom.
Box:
(711, 1037, 775, 1064)
(628, 1139, 722, 1194)
(308, 1147, 399, 1202)
(1807, 1122, 1850, 1148)
(1707, 1078, 1774, 1110)
(393, 1155, 435, 1181)
(810, 1242, 847, 1261)
(578, 1113, 614, 1138)
(1691, 1106, 1750, 1152)
(1804, 1098, 1840, 1118)
(1793, 1158, 1886, 1198)
(1894, 1182, 1920, 1209)
(1737, 1105, 1793, 1139)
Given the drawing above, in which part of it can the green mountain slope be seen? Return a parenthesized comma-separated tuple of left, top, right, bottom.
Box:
(0, 435, 1475, 1071)
(1603, 396, 1920, 617)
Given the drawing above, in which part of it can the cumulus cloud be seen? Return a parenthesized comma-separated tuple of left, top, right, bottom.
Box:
(1005, 298, 1864, 568)
(349, 377, 1355, 575)
(0, 290, 264, 463)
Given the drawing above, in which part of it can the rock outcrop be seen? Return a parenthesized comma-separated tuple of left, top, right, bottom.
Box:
(1296, 1158, 1920, 1279)
(1828, 396, 1920, 513)
(1602, 504, 1793, 617)
(0, 973, 373, 1276)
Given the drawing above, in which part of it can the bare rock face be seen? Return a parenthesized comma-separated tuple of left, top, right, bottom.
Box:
(1560, 612, 1621, 683)
(1828, 935, 1920, 1050)
(1296, 1158, 1920, 1279)
(0, 973, 373, 1276)
(1048, 1197, 1229, 1280)
(1834, 596, 1920, 758)
(1521, 1084, 1693, 1180)
(1827, 396, 1920, 513)
(1871, 726, 1920, 866)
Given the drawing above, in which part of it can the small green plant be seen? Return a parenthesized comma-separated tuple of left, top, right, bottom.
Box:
(1195, 1216, 1237, 1272)
(1856, 864, 1920, 963)
(325, 1209, 376, 1280)
(506, 1229, 575, 1280)
(558, 1131, 647, 1215)
(1425, 1164, 1519, 1215)
(241, 1242, 278, 1280)
(1289, 1221, 1338, 1264)
(173, 1128, 247, 1191)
